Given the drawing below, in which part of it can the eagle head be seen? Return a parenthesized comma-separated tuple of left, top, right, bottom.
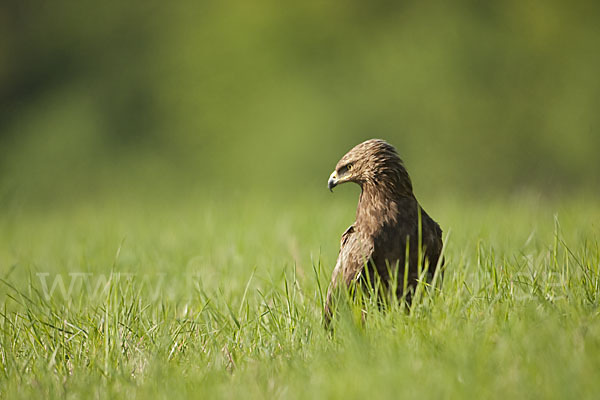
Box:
(328, 139, 412, 194)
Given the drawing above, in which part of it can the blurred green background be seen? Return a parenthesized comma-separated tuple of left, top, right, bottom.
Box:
(1, 0, 599, 208)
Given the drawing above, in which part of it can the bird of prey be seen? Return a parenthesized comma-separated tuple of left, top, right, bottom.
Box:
(324, 139, 443, 326)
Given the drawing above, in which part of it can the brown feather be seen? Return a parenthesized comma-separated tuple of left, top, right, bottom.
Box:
(324, 139, 443, 327)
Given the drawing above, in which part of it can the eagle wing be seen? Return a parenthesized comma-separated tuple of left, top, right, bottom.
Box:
(324, 225, 373, 326)
(421, 210, 444, 277)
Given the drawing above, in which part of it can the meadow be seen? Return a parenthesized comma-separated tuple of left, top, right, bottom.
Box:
(1, 191, 599, 399)
(2, 1, 599, 398)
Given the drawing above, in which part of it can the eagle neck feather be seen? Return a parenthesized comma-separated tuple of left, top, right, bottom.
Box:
(355, 179, 414, 237)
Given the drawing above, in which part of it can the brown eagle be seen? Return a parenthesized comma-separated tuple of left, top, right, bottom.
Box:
(324, 139, 443, 325)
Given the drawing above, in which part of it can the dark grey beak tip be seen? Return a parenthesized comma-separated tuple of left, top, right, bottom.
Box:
(328, 178, 336, 192)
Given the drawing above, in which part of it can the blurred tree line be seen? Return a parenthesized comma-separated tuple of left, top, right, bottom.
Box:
(1, 0, 599, 205)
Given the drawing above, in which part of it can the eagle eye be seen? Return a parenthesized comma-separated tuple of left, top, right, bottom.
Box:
(339, 163, 353, 175)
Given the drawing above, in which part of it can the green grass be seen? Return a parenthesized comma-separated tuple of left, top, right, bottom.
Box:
(1, 192, 600, 399)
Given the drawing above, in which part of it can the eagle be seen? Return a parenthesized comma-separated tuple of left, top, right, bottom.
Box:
(324, 139, 443, 326)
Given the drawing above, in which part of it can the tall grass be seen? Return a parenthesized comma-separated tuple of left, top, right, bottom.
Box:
(0, 193, 599, 399)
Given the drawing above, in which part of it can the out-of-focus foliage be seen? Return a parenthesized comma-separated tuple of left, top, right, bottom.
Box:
(1, 0, 599, 204)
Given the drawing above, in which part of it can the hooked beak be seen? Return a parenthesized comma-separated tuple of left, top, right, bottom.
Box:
(328, 171, 338, 192)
